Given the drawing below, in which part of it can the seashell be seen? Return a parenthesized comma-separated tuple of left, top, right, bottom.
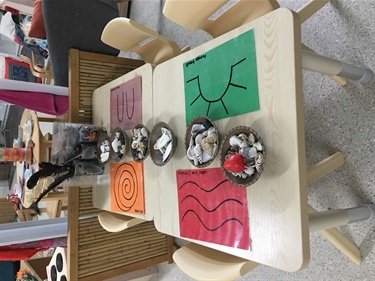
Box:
(201, 138, 214, 155)
(111, 139, 119, 152)
(191, 124, 205, 134)
(201, 151, 212, 163)
(229, 135, 242, 147)
(193, 144, 203, 158)
(205, 133, 218, 144)
(241, 146, 258, 159)
(138, 151, 144, 159)
(248, 133, 255, 145)
(101, 152, 110, 163)
(163, 141, 173, 162)
(140, 127, 148, 137)
(253, 141, 263, 151)
(256, 164, 263, 173)
(161, 127, 172, 139)
(195, 133, 204, 145)
(131, 141, 138, 149)
(154, 130, 172, 150)
(244, 166, 256, 176)
(202, 130, 209, 137)
(208, 126, 217, 134)
(255, 152, 264, 165)
(237, 133, 248, 141)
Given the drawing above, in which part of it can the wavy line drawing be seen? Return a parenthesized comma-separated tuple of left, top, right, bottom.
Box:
(187, 58, 247, 115)
(113, 163, 138, 212)
(179, 179, 229, 192)
(180, 195, 243, 212)
(181, 209, 243, 231)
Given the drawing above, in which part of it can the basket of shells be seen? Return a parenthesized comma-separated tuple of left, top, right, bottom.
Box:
(149, 122, 177, 166)
(185, 116, 219, 168)
(130, 124, 150, 162)
(220, 126, 265, 187)
(97, 133, 111, 164)
(110, 128, 128, 162)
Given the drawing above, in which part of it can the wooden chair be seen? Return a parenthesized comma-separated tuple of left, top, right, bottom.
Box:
(174, 201, 373, 280)
(98, 211, 147, 232)
(162, 0, 347, 86)
(66, 49, 144, 124)
(101, 17, 186, 65)
(19, 53, 53, 84)
(65, 49, 173, 280)
(173, 243, 259, 281)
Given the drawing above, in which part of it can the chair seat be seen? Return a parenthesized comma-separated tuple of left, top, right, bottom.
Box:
(98, 211, 146, 232)
(173, 243, 259, 281)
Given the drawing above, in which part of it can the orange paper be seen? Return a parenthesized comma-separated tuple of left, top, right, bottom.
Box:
(110, 161, 145, 215)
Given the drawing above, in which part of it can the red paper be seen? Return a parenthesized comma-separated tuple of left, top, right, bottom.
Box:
(110, 76, 142, 131)
(110, 161, 145, 215)
(177, 168, 250, 250)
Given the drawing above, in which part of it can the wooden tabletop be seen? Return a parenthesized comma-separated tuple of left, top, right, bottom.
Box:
(19, 110, 41, 208)
(92, 63, 156, 220)
(151, 8, 309, 272)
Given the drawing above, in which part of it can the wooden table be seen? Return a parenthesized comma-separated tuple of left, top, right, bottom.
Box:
(92, 63, 155, 220)
(18, 110, 42, 208)
(151, 8, 309, 272)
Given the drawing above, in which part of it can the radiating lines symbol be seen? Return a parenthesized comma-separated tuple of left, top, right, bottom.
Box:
(186, 58, 247, 116)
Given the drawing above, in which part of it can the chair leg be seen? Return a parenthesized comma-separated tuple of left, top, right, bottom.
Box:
(302, 50, 374, 84)
(297, 0, 330, 23)
(308, 205, 361, 265)
(302, 43, 347, 86)
(307, 151, 344, 186)
(309, 204, 375, 232)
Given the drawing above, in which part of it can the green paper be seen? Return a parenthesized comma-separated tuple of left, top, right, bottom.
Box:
(183, 29, 259, 126)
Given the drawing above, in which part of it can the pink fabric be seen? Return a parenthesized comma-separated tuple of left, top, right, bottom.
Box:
(0, 89, 68, 115)
(0, 238, 67, 260)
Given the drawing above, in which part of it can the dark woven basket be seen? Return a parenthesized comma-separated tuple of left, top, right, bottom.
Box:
(220, 126, 265, 187)
(149, 122, 177, 166)
(130, 124, 150, 163)
(184, 116, 219, 168)
(110, 128, 128, 162)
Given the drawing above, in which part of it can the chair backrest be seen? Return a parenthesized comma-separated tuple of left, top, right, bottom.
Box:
(163, 0, 280, 38)
(98, 211, 146, 232)
(101, 17, 182, 65)
(173, 243, 259, 281)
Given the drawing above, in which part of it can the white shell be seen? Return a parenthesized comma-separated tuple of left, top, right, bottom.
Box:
(140, 127, 148, 137)
(163, 141, 173, 162)
(253, 141, 263, 151)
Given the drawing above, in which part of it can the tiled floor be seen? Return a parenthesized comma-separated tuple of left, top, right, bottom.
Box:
(129, 0, 375, 280)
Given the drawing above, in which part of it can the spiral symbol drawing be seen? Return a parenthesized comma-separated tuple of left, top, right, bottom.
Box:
(112, 163, 138, 212)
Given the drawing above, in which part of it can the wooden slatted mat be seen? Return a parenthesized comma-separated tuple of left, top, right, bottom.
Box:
(68, 49, 144, 124)
(68, 186, 172, 281)
(66, 50, 172, 280)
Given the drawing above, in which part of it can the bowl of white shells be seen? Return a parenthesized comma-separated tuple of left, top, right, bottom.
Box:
(220, 126, 265, 187)
(149, 122, 177, 166)
(110, 128, 128, 162)
(130, 124, 150, 162)
(185, 116, 219, 168)
(97, 133, 111, 164)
